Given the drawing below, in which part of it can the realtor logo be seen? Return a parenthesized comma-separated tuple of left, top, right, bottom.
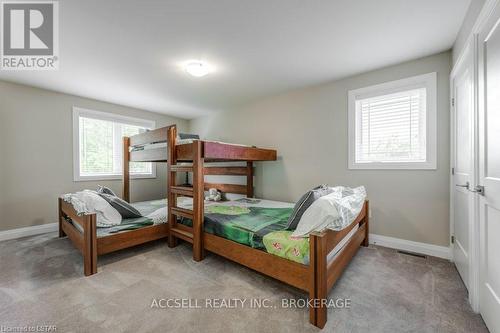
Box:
(1, 1, 59, 70)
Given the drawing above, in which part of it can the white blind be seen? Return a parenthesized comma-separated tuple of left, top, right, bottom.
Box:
(355, 88, 427, 163)
(79, 116, 152, 177)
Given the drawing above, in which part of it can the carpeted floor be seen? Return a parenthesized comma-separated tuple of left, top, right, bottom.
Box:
(0, 232, 488, 333)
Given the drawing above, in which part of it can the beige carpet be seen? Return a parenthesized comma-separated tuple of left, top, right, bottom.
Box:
(0, 232, 488, 333)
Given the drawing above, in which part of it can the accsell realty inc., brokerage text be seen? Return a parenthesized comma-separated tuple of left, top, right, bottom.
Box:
(150, 298, 352, 310)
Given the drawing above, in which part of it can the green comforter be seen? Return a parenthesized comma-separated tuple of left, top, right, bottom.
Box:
(179, 198, 311, 264)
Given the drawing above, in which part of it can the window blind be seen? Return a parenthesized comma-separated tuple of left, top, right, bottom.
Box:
(355, 88, 427, 163)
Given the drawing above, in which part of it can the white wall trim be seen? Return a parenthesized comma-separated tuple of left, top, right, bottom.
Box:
(0, 223, 58, 242)
(347, 72, 437, 170)
(453, 0, 500, 73)
(369, 233, 452, 260)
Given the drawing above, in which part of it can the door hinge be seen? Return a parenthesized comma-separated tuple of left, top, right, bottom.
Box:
(451, 98, 455, 107)
(451, 235, 455, 244)
(451, 167, 455, 175)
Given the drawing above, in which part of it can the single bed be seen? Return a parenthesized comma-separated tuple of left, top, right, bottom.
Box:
(58, 197, 169, 276)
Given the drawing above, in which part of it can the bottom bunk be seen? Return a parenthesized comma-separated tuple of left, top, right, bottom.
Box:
(177, 197, 359, 265)
(58, 198, 169, 276)
(170, 198, 369, 329)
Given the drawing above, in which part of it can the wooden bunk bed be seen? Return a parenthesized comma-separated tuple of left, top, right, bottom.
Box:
(59, 124, 369, 328)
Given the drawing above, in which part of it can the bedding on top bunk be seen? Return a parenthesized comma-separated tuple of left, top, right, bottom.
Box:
(129, 139, 251, 152)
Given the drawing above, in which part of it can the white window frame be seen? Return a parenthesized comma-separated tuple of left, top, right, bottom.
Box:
(73, 107, 156, 181)
(348, 72, 437, 170)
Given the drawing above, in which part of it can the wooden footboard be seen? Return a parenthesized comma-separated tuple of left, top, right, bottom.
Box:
(58, 198, 97, 276)
(309, 200, 369, 328)
(187, 199, 369, 329)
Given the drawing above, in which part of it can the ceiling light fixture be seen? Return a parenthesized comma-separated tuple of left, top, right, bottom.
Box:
(184, 61, 211, 77)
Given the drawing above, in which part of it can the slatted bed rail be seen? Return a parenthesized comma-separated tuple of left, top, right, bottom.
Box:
(123, 125, 176, 202)
(127, 126, 176, 168)
(129, 126, 170, 146)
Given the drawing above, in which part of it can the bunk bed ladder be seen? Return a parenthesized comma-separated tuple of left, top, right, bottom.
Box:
(167, 126, 205, 261)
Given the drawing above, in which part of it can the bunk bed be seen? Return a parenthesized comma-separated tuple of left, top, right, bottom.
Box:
(58, 124, 369, 328)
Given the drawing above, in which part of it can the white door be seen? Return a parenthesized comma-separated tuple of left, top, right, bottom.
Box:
(451, 45, 474, 291)
(478, 3, 500, 332)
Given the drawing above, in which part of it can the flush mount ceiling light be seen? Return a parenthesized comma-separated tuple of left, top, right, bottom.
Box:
(184, 61, 212, 77)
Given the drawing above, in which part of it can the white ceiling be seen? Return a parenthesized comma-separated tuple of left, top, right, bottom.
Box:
(0, 0, 470, 119)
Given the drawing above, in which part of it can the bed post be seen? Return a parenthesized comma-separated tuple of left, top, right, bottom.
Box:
(123, 137, 130, 202)
(167, 125, 178, 248)
(362, 200, 369, 247)
(246, 161, 253, 198)
(309, 232, 327, 328)
(83, 214, 97, 276)
(58, 198, 66, 238)
(192, 140, 205, 261)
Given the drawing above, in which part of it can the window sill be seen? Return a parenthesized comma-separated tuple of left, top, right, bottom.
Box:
(348, 162, 437, 170)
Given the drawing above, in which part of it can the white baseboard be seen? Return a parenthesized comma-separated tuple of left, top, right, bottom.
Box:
(0, 223, 58, 242)
(369, 233, 451, 260)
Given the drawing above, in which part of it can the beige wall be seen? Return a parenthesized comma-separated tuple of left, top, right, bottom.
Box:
(190, 51, 452, 246)
(0, 81, 188, 231)
(453, 0, 486, 65)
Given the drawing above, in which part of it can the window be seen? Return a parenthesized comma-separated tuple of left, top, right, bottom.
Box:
(348, 73, 437, 169)
(73, 107, 156, 181)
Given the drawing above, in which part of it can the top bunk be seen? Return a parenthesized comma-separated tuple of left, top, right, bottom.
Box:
(126, 125, 277, 163)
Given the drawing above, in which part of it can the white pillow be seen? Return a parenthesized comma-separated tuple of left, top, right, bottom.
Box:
(75, 190, 122, 227)
(291, 192, 341, 237)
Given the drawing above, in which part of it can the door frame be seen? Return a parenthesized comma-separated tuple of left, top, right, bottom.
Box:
(451, 0, 500, 321)
(449, 37, 480, 312)
(477, 2, 500, 330)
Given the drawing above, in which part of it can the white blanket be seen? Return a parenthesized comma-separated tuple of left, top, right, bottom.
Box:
(292, 186, 366, 237)
(146, 207, 167, 224)
(62, 190, 122, 227)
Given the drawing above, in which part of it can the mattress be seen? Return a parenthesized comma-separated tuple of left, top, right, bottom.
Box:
(178, 198, 359, 265)
(70, 199, 167, 237)
(129, 139, 251, 152)
(178, 198, 294, 248)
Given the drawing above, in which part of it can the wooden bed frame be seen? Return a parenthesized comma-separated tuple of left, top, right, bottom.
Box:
(58, 127, 172, 276)
(58, 199, 168, 276)
(59, 124, 369, 328)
